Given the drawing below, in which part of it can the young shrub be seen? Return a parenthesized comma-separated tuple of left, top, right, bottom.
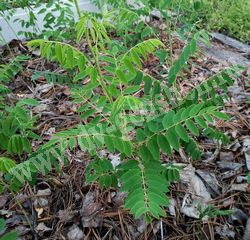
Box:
(6, 10, 237, 221)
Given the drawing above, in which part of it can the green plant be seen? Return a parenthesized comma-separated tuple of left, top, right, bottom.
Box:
(207, 0, 250, 42)
(91, 1, 156, 46)
(0, 157, 16, 192)
(0, 55, 30, 108)
(31, 70, 72, 85)
(5, 10, 237, 222)
(37, 0, 76, 40)
(198, 204, 233, 219)
(166, 0, 250, 43)
(0, 101, 40, 157)
(0, 55, 29, 85)
(0, 218, 18, 240)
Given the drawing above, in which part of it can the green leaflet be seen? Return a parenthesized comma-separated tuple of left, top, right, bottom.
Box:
(165, 165, 181, 182)
(210, 111, 230, 120)
(175, 124, 189, 143)
(181, 69, 235, 107)
(0, 55, 30, 84)
(162, 110, 175, 129)
(157, 134, 172, 155)
(185, 119, 199, 136)
(116, 69, 128, 84)
(86, 158, 117, 189)
(185, 139, 201, 160)
(139, 145, 153, 162)
(28, 40, 87, 72)
(0, 157, 16, 174)
(168, 37, 197, 86)
(144, 76, 153, 95)
(147, 136, 160, 160)
(141, 26, 153, 38)
(203, 113, 214, 123)
(123, 86, 141, 95)
(194, 116, 208, 128)
(121, 39, 164, 70)
(166, 127, 180, 151)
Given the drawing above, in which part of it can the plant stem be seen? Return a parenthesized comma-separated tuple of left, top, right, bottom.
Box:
(86, 31, 113, 103)
(0, 32, 15, 58)
(2, 15, 19, 39)
(73, 0, 81, 18)
(167, 14, 173, 67)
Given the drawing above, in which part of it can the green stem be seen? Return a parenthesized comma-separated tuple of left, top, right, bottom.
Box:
(167, 15, 173, 67)
(73, 0, 81, 18)
(0, 32, 15, 58)
(86, 31, 113, 103)
(2, 15, 19, 39)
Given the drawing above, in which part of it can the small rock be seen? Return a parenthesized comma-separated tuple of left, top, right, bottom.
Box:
(232, 141, 241, 151)
(231, 130, 238, 139)
(227, 140, 241, 152)
(32, 49, 41, 57)
(67, 225, 84, 240)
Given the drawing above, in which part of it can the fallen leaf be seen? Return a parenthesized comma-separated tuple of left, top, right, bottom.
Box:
(36, 222, 52, 233)
(67, 224, 84, 240)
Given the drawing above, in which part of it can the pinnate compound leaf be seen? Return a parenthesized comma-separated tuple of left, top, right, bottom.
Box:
(0, 157, 16, 173)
